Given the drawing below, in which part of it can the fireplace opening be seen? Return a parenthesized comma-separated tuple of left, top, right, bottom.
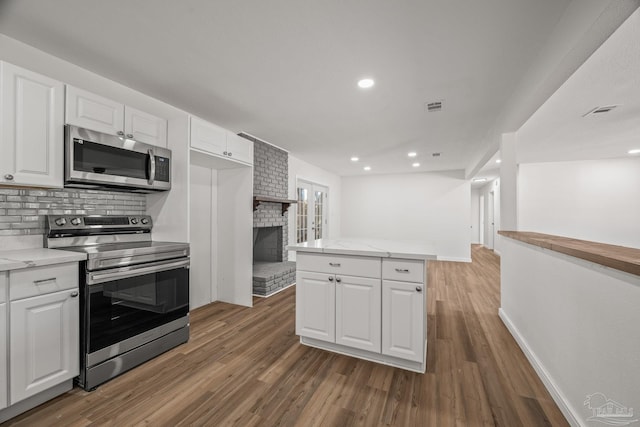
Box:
(253, 226, 283, 263)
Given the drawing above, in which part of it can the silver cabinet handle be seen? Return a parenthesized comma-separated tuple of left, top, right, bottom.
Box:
(117, 131, 125, 136)
(328, 276, 334, 282)
(34, 277, 56, 285)
(228, 152, 232, 156)
(4, 174, 14, 181)
(126, 134, 134, 138)
(223, 151, 228, 155)
(395, 268, 410, 273)
(336, 277, 342, 283)
(329, 262, 341, 267)
(416, 286, 422, 292)
(70, 291, 79, 298)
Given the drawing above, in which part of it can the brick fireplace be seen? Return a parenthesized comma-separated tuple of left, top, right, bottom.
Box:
(242, 134, 296, 296)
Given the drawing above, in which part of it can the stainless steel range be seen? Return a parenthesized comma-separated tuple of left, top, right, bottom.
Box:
(45, 214, 190, 391)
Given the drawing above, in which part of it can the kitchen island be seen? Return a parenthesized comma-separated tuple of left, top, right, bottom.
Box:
(287, 238, 437, 373)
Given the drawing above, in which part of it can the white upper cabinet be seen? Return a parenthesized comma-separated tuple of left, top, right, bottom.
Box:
(190, 117, 253, 166)
(125, 106, 168, 147)
(65, 85, 124, 135)
(0, 61, 64, 188)
(66, 85, 167, 147)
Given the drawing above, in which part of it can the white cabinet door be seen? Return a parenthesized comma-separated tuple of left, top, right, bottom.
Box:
(124, 106, 167, 147)
(190, 117, 227, 157)
(382, 280, 424, 362)
(226, 132, 253, 165)
(296, 271, 335, 342)
(10, 288, 79, 404)
(335, 275, 381, 352)
(0, 303, 6, 410)
(65, 85, 124, 135)
(0, 62, 64, 188)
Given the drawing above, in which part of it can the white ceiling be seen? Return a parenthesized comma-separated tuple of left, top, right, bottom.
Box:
(0, 1, 634, 176)
(517, 8, 640, 164)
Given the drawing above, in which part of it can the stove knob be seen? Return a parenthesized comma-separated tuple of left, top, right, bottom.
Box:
(141, 218, 149, 225)
(71, 217, 82, 226)
(54, 217, 67, 227)
(130, 218, 139, 225)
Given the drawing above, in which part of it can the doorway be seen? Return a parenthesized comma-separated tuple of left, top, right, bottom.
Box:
(296, 180, 328, 243)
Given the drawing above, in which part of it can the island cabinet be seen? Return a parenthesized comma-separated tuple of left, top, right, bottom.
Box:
(294, 249, 429, 373)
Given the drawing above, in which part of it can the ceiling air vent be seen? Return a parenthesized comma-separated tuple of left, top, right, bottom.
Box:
(432, 152, 441, 157)
(583, 105, 618, 117)
(425, 100, 444, 113)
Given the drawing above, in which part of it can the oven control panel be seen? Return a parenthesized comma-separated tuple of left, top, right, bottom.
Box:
(45, 215, 153, 232)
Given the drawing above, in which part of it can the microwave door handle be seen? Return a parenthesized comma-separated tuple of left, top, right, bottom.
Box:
(147, 148, 156, 185)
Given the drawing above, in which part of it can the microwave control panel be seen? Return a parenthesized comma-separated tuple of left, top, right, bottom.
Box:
(155, 157, 170, 182)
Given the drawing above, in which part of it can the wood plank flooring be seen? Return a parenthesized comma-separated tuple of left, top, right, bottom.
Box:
(5, 245, 568, 426)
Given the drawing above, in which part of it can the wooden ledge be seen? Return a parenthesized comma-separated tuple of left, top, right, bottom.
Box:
(498, 231, 640, 277)
(253, 195, 298, 215)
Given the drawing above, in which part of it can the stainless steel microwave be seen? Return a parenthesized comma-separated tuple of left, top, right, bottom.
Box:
(64, 125, 171, 192)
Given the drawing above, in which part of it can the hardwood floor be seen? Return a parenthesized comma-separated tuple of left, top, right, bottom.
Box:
(5, 245, 567, 426)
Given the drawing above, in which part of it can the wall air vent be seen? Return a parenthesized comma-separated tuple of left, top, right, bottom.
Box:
(425, 100, 444, 112)
(583, 105, 618, 117)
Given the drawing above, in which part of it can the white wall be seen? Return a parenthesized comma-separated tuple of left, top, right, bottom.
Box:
(518, 158, 640, 248)
(340, 171, 471, 262)
(477, 178, 501, 254)
(288, 155, 342, 260)
(470, 188, 481, 244)
(500, 237, 640, 426)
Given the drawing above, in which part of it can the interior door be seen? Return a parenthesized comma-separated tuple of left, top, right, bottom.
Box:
(296, 181, 328, 243)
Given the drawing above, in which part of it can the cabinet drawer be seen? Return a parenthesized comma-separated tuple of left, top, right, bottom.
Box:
(297, 253, 381, 279)
(10, 263, 78, 301)
(0, 272, 6, 303)
(382, 259, 424, 283)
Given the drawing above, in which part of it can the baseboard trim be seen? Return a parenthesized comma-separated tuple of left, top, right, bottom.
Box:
(436, 256, 472, 263)
(253, 281, 296, 298)
(498, 308, 581, 427)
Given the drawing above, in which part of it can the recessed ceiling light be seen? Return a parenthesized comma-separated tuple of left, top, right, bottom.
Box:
(628, 149, 640, 155)
(496, 159, 502, 164)
(412, 163, 420, 167)
(472, 178, 487, 183)
(363, 166, 371, 171)
(351, 156, 359, 162)
(407, 152, 417, 158)
(358, 78, 374, 89)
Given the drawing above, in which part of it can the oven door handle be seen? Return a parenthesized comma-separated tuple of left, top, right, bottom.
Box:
(87, 258, 189, 285)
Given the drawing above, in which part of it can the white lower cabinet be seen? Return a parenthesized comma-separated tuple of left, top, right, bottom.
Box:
(335, 275, 381, 352)
(382, 280, 424, 362)
(0, 302, 6, 411)
(295, 271, 335, 342)
(10, 288, 79, 404)
(295, 254, 427, 372)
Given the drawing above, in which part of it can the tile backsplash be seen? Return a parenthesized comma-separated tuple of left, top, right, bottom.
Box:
(0, 188, 146, 236)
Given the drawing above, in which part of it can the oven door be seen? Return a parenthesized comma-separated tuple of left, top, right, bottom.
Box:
(84, 258, 189, 366)
(65, 125, 171, 191)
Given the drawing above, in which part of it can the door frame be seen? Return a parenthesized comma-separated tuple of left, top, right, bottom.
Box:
(295, 177, 329, 243)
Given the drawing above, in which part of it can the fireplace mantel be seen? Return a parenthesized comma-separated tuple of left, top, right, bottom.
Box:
(253, 195, 298, 215)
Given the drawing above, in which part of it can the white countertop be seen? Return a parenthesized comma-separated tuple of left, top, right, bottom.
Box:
(0, 248, 87, 272)
(287, 238, 438, 260)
